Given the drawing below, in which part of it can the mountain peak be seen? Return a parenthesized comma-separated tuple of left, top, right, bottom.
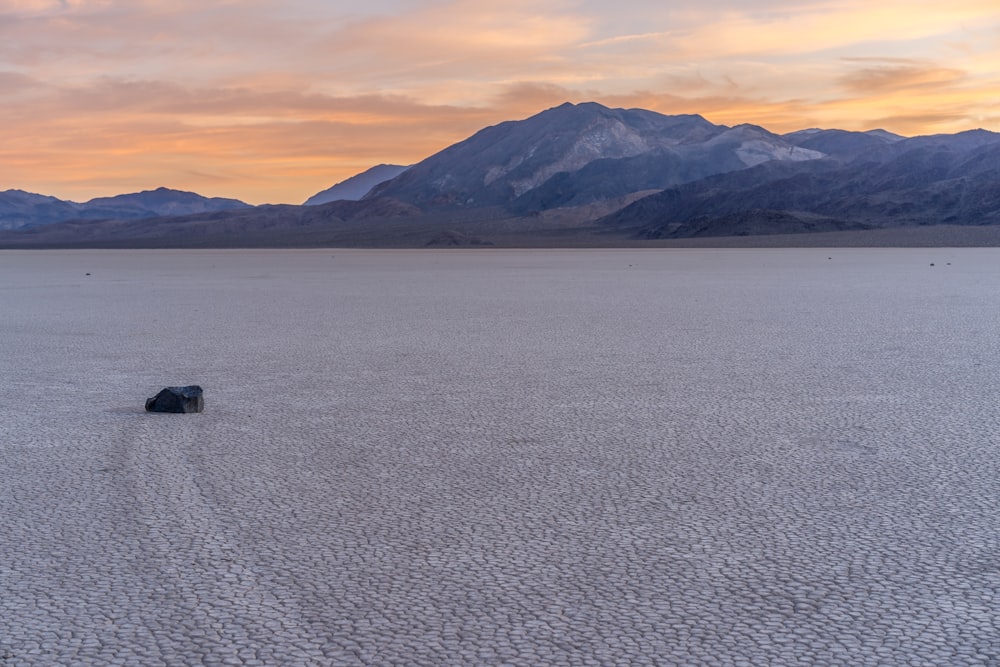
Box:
(2, 188, 65, 202)
(370, 102, 727, 208)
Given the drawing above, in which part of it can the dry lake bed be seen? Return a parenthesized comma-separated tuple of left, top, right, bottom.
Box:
(2, 248, 998, 666)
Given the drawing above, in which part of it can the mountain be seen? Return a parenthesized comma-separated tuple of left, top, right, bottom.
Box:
(369, 103, 828, 215)
(0, 190, 82, 230)
(0, 187, 250, 230)
(601, 130, 1000, 238)
(370, 103, 718, 206)
(305, 164, 409, 205)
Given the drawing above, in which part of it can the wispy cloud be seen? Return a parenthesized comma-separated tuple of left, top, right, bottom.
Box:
(839, 60, 967, 94)
(577, 31, 673, 49)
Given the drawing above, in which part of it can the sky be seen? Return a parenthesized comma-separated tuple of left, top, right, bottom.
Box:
(1, 0, 998, 204)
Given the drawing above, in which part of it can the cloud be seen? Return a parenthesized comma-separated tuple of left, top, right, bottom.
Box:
(0, 75, 517, 203)
(0, 70, 41, 94)
(839, 60, 967, 93)
(489, 82, 597, 116)
(868, 111, 972, 131)
(577, 31, 673, 49)
(1, 0, 999, 202)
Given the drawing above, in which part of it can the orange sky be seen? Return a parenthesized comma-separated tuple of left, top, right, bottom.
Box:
(2, 0, 998, 204)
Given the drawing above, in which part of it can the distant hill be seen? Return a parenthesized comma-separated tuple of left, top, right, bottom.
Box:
(81, 187, 250, 219)
(0, 187, 250, 231)
(305, 164, 409, 205)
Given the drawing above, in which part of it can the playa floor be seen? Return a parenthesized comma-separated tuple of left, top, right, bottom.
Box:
(2, 249, 998, 666)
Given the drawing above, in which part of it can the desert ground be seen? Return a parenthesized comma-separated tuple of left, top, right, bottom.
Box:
(2, 248, 998, 666)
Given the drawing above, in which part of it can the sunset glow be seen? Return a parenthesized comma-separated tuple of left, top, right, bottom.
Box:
(2, 0, 998, 204)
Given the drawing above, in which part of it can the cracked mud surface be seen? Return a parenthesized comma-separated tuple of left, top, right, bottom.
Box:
(2, 249, 998, 666)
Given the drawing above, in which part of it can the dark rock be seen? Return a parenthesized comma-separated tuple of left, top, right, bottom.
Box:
(145, 385, 204, 413)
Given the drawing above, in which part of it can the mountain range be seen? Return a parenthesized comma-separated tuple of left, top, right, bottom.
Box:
(2, 102, 999, 247)
(0, 187, 249, 231)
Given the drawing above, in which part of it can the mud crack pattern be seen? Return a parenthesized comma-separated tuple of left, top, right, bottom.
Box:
(2, 249, 998, 666)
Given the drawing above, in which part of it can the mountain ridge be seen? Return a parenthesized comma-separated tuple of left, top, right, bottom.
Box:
(304, 164, 409, 205)
(0, 186, 250, 231)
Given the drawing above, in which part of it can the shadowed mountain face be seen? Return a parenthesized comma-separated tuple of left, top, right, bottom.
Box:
(368, 102, 824, 211)
(602, 132, 1000, 237)
(304, 164, 409, 205)
(0, 187, 250, 231)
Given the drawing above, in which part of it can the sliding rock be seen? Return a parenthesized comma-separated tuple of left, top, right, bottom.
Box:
(145, 385, 204, 413)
